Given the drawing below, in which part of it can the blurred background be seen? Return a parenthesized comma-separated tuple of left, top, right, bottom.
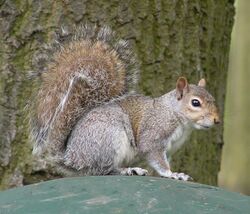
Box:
(0, 0, 249, 195)
(219, 0, 250, 195)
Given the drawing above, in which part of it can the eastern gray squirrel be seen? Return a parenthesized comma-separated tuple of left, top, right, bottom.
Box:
(30, 26, 220, 181)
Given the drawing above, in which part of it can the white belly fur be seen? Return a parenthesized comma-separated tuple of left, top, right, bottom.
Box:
(166, 124, 192, 155)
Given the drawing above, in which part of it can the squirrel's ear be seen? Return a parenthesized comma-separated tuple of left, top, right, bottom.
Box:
(198, 78, 206, 87)
(176, 77, 189, 100)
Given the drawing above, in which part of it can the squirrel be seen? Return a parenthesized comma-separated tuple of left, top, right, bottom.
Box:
(30, 26, 220, 181)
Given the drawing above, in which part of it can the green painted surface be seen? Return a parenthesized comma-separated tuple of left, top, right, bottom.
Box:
(0, 177, 249, 214)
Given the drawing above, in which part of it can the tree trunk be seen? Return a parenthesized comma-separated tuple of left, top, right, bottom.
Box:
(0, 0, 234, 189)
(219, 0, 250, 195)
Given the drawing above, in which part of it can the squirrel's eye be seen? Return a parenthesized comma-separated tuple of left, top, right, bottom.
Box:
(191, 99, 201, 107)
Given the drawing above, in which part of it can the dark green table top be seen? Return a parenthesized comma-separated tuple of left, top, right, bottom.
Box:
(0, 176, 249, 214)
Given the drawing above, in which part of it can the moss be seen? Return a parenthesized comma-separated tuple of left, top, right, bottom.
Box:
(10, 0, 30, 36)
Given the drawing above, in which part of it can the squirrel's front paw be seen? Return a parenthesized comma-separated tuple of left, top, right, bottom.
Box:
(160, 170, 192, 181)
(170, 172, 193, 181)
(120, 167, 148, 176)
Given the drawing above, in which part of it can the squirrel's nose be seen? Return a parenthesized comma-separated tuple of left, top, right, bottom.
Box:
(214, 118, 220, 125)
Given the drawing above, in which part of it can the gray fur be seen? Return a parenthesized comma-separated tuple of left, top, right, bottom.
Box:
(30, 26, 219, 181)
(64, 104, 134, 175)
(61, 84, 218, 181)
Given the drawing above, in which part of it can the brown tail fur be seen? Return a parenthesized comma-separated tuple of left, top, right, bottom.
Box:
(30, 26, 139, 158)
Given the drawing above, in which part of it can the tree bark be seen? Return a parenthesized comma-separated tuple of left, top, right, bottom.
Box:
(219, 0, 250, 195)
(0, 0, 234, 189)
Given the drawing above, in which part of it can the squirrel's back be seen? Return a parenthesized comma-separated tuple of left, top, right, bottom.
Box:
(30, 26, 139, 157)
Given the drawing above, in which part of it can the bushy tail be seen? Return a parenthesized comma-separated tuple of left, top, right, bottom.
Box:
(29, 26, 139, 158)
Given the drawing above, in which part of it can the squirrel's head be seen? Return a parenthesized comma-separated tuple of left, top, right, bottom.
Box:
(175, 77, 220, 130)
